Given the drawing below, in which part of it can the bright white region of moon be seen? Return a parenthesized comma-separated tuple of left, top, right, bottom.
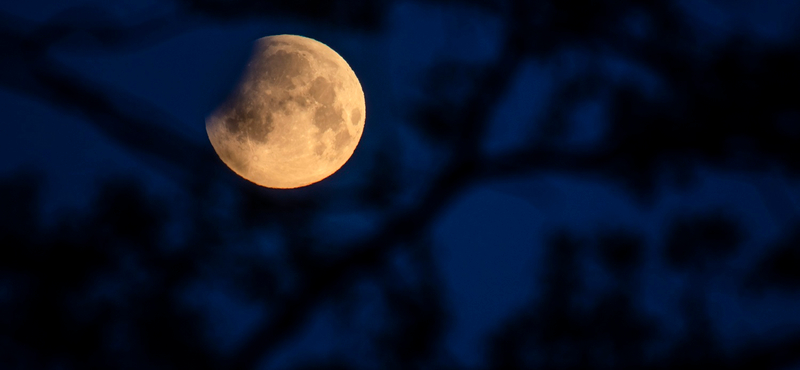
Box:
(206, 34, 366, 188)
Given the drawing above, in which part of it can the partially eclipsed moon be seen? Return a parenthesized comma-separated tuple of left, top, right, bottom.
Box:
(206, 34, 365, 188)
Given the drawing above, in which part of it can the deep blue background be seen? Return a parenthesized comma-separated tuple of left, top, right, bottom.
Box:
(2, 0, 800, 369)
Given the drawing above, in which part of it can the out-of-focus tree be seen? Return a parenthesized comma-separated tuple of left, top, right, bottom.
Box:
(2, 0, 800, 369)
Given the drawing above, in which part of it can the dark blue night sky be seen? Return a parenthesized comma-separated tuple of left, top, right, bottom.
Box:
(2, 0, 800, 369)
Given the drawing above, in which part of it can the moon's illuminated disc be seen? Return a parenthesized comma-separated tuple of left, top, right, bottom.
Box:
(206, 34, 366, 188)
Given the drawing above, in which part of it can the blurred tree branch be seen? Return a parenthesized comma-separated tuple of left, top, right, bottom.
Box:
(2, 0, 800, 369)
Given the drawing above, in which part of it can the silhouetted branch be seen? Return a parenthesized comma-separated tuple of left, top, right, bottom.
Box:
(3, 0, 800, 369)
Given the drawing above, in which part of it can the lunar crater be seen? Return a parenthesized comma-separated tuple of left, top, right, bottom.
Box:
(313, 105, 344, 132)
(309, 77, 336, 105)
(257, 50, 312, 90)
(350, 108, 361, 126)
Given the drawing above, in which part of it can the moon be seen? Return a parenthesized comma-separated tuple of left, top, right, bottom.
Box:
(206, 34, 365, 188)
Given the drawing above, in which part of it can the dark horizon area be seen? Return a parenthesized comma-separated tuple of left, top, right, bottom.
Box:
(2, 0, 800, 369)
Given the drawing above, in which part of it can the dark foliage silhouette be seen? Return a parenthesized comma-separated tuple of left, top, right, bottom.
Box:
(2, 0, 800, 369)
